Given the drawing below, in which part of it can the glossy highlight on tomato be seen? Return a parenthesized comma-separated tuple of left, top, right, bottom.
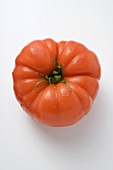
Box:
(12, 38, 101, 127)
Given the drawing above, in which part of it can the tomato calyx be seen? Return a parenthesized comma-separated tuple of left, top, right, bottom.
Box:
(47, 60, 65, 83)
(34, 59, 72, 92)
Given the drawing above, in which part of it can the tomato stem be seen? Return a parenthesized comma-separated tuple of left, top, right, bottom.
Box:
(34, 79, 48, 91)
(61, 80, 72, 92)
(35, 59, 71, 92)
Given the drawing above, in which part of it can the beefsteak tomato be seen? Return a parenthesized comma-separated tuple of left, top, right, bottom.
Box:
(12, 38, 101, 127)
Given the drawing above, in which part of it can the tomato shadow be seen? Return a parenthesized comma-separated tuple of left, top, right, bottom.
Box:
(28, 85, 107, 157)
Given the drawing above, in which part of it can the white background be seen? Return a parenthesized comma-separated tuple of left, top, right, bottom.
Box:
(0, 0, 113, 170)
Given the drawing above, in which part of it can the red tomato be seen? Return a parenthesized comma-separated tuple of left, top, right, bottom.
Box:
(12, 39, 101, 127)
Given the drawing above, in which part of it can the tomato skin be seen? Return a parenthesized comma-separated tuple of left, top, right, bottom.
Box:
(12, 38, 101, 127)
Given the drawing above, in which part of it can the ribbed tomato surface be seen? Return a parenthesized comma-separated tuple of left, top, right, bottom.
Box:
(13, 39, 101, 126)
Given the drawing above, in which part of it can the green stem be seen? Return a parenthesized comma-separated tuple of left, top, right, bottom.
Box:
(61, 80, 72, 92)
(36, 72, 47, 79)
(34, 59, 72, 92)
(34, 79, 48, 91)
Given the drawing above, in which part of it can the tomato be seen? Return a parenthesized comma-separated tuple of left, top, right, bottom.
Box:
(12, 38, 101, 127)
